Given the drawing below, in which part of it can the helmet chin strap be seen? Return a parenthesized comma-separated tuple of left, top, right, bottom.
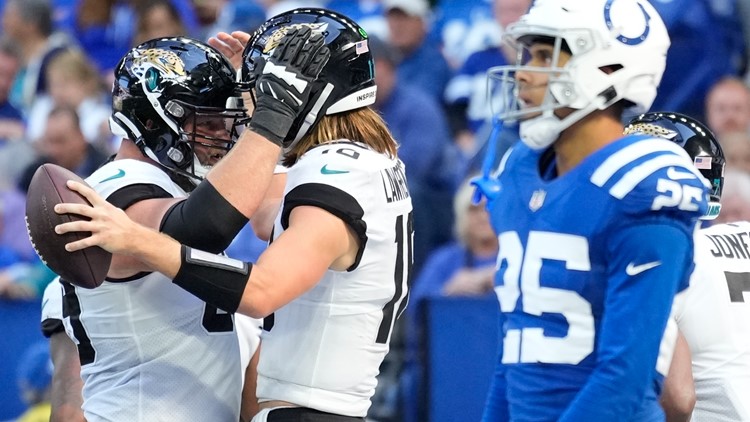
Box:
(518, 96, 609, 151)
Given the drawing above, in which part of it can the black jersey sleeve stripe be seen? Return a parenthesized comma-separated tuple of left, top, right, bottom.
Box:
(281, 183, 368, 271)
(99, 184, 171, 283)
(106, 183, 174, 210)
(41, 318, 64, 338)
(105, 271, 152, 282)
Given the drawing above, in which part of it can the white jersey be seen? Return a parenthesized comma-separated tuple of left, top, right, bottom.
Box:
(41, 277, 65, 338)
(673, 221, 750, 421)
(60, 159, 242, 422)
(236, 313, 262, 377)
(256, 141, 413, 417)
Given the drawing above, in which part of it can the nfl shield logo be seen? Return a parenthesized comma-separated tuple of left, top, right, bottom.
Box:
(529, 189, 546, 211)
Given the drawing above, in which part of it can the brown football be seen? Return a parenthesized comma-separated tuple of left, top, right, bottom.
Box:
(25, 163, 111, 288)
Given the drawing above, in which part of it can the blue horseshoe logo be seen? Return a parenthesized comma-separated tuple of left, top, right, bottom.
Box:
(604, 0, 651, 45)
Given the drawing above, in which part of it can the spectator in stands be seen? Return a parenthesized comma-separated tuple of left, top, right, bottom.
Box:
(0, 184, 30, 254)
(400, 177, 498, 422)
(72, 0, 130, 78)
(2, 105, 105, 299)
(430, 0, 503, 70)
(26, 50, 111, 150)
(0, 193, 53, 299)
(0, 197, 33, 300)
(0, 37, 24, 143)
(192, 0, 266, 42)
(715, 168, 750, 224)
(705, 76, 750, 139)
(649, 0, 745, 121)
(0, 221, 52, 300)
(370, 35, 456, 273)
(325, 0, 387, 40)
(444, 0, 531, 157)
(410, 177, 497, 306)
(383, 0, 453, 105)
(418, 176, 497, 291)
(133, 0, 187, 46)
(0, 35, 32, 219)
(72, 0, 199, 80)
(19, 105, 108, 194)
(1, 0, 76, 113)
(719, 131, 750, 173)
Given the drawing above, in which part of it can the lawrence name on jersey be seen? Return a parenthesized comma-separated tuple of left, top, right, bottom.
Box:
(257, 141, 413, 417)
(485, 134, 709, 421)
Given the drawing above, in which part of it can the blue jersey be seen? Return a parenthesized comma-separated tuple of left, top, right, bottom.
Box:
(483, 135, 709, 422)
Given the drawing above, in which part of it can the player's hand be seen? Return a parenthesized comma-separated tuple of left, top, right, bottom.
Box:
(53, 181, 146, 255)
(209, 31, 251, 71)
(246, 27, 330, 147)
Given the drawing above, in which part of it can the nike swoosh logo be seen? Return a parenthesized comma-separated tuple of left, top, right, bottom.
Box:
(666, 167, 695, 181)
(626, 261, 662, 276)
(321, 164, 349, 175)
(100, 169, 126, 183)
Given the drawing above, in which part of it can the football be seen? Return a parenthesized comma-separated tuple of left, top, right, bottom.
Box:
(25, 163, 112, 289)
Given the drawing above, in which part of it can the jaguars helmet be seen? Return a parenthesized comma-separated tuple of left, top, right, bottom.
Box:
(110, 36, 246, 184)
(241, 8, 376, 150)
(488, 0, 670, 150)
(625, 111, 725, 220)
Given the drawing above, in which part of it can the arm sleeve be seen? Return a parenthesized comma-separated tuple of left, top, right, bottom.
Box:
(558, 220, 695, 421)
(160, 180, 248, 253)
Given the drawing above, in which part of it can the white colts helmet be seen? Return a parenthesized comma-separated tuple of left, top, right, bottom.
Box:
(487, 0, 670, 150)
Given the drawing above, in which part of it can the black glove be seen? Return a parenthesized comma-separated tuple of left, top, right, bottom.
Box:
(248, 27, 330, 147)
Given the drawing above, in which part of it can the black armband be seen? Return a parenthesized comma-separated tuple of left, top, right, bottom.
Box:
(173, 245, 251, 313)
(160, 181, 248, 253)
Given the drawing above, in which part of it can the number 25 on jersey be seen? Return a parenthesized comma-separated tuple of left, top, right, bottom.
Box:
(495, 231, 595, 365)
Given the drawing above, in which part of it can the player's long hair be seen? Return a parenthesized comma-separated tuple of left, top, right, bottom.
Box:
(282, 107, 398, 167)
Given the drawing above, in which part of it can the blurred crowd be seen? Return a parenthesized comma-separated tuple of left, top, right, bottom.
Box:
(1, 0, 750, 421)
